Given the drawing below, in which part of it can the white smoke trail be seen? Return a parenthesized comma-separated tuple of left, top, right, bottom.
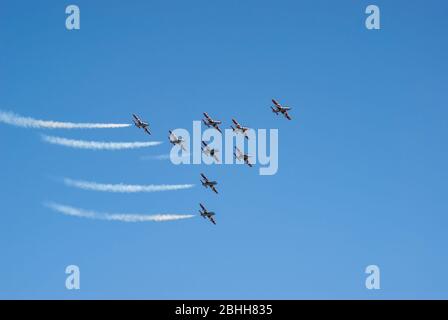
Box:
(0, 110, 130, 129)
(63, 178, 194, 193)
(45, 202, 195, 222)
(42, 135, 162, 150)
(141, 154, 171, 160)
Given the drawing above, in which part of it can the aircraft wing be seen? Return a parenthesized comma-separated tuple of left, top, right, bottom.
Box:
(200, 173, 208, 181)
(209, 216, 216, 225)
(214, 125, 222, 134)
(272, 99, 281, 107)
(144, 127, 151, 135)
(199, 203, 206, 211)
(285, 112, 292, 120)
(211, 186, 218, 194)
(203, 112, 212, 121)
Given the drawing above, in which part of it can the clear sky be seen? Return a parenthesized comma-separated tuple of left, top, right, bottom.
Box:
(0, 0, 447, 299)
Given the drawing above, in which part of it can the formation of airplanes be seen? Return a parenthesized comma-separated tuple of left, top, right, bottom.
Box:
(132, 99, 293, 225)
(133, 99, 291, 137)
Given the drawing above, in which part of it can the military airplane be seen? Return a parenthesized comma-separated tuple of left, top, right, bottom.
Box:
(200, 173, 218, 194)
(231, 118, 250, 139)
(168, 130, 187, 151)
(132, 114, 151, 135)
(270, 99, 292, 120)
(202, 112, 223, 133)
(201, 141, 220, 163)
(234, 146, 253, 167)
(199, 203, 216, 225)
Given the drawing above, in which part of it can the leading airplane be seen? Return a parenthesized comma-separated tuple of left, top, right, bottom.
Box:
(200, 173, 218, 194)
(199, 203, 216, 225)
(132, 114, 151, 135)
(270, 99, 292, 120)
(234, 146, 253, 167)
(202, 112, 223, 133)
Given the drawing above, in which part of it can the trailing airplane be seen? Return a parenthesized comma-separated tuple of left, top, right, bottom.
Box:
(168, 130, 187, 151)
(270, 99, 292, 120)
(201, 141, 220, 163)
(234, 146, 253, 167)
(132, 114, 151, 135)
(202, 112, 223, 133)
(199, 203, 216, 225)
(231, 118, 249, 139)
(200, 173, 218, 194)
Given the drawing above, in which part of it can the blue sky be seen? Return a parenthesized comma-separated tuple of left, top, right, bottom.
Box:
(0, 0, 447, 299)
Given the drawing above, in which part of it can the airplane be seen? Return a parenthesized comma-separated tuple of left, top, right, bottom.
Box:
(234, 146, 253, 167)
(201, 141, 220, 163)
(270, 99, 292, 120)
(202, 112, 223, 133)
(168, 130, 187, 151)
(231, 118, 250, 139)
(199, 203, 216, 225)
(132, 114, 151, 135)
(200, 173, 218, 194)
